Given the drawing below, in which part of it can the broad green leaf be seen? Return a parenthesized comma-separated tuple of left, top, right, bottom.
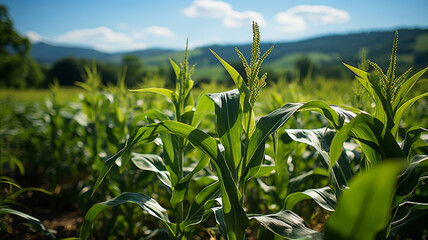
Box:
(252, 165, 276, 178)
(130, 88, 178, 107)
(249, 210, 323, 239)
(343, 62, 393, 129)
(5, 187, 52, 202)
(172, 154, 211, 209)
(288, 168, 330, 194)
(284, 186, 336, 212)
(396, 155, 428, 197)
(191, 93, 214, 127)
(180, 182, 221, 233)
(393, 67, 428, 110)
(131, 153, 171, 189)
(392, 92, 428, 136)
(401, 127, 428, 156)
(285, 128, 352, 193)
(0, 208, 50, 235)
(245, 101, 353, 181)
(208, 89, 242, 180)
(343, 63, 375, 100)
(80, 192, 176, 240)
(390, 201, 428, 236)
(330, 113, 405, 169)
(367, 73, 395, 129)
(210, 49, 253, 135)
(324, 161, 404, 240)
(169, 57, 180, 81)
(245, 103, 302, 180)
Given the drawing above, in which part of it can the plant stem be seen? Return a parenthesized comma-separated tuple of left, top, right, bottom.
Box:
(239, 109, 253, 206)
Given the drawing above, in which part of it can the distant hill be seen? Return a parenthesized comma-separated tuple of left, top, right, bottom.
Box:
(31, 28, 428, 80)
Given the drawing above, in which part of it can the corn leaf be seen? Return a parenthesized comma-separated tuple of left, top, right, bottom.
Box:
(131, 153, 171, 190)
(249, 210, 323, 239)
(396, 155, 428, 197)
(330, 113, 405, 169)
(169, 57, 180, 82)
(392, 67, 428, 110)
(130, 88, 178, 107)
(343, 63, 376, 100)
(0, 208, 50, 236)
(343, 63, 394, 129)
(208, 89, 242, 180)
(390, 201, 428, 236)
(210, 49, 254, 136)
(245, 101, 354, 181)
(284, 186, 336, 212)
(392, 92, 428, 136)
(180, 182, 221, 234)
(401, 127, 428, 157)
(79, 192, 176, 240)
(325, 161, 404, 240)
(285, 128, 352, 194)
(191, 93, 214, 127)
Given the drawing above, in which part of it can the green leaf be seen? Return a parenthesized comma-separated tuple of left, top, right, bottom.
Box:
(249, 210, 323, 239)
(343, 62, 376, 99)
(285, 128, 352, 193)
(390, 201, 428, 236)
(330, 113, 405, 169)
(180, 182, 221, 233)
(208, 89, 242, 180)
(392, 67, 428, 110)
(130, 87, 178, 106)
(169, 57, 180, 81)
(392, 92, 428, 136)
(131, 153, 171, 189)
(245, 101, 354, 181)
(284, 186, 336, 212)
(0, 208, 50, 235)
(191, 93, 214, 127)
(343, 62, 393, 129)
(396, 155, 428, 197)
(324, 161, 404, 240)
(210, 49, 253, 135)
(80, 192, 176, 240)
(401, 127, 428, 156)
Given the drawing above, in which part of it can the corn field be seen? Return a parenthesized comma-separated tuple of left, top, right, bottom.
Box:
(1, 22, 427, 240)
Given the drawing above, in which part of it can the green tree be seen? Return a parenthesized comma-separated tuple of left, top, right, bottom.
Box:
(295, 55, 314, 83)
(123, 55, 145, 87)
(0, 5, 44, 88)
(49, 57, 85, 86)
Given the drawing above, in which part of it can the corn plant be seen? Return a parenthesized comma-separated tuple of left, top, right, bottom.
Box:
(279, 31, 428, 240)
(0, 176, 53, 237)
(80, 22, 362, 240)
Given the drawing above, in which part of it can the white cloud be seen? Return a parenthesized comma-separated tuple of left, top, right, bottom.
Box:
(57, 27, 133, 44)
(26, 31, 44, 43)
(276, 5, 350, 33)
(54, 27, 147, 52)
(183, 0, 266, 27)
(144, 26, 175, 38)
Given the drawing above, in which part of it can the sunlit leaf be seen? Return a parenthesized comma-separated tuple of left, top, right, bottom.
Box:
(285, 186, 336, 212)
(325, 161, 404, 240)
(131, 153, 171, 189)
(249, 210, 323, 239)
(80, 192, 176, 240)
(208, 89, 242, 180)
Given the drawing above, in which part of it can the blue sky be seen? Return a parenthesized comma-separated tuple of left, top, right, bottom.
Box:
(1, 0, 428, 52)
